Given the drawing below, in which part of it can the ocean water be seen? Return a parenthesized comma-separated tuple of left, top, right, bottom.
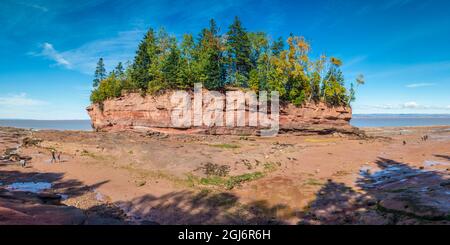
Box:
(351, 115, 450, 127)
(0, 119, 92, 131)
(0, 115, 449, 131)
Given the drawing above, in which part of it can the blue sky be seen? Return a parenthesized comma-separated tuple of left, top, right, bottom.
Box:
(1, 0, 449, 119)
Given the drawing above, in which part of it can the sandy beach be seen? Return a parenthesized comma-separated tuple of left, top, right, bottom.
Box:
(0, 126, 449, 225)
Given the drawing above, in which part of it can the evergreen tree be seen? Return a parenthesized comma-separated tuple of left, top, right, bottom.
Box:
(356, 74, 365, 86)
(323, 58, 347, 106)
(115, 62, 124, 77)
(348, 83, 356, 104)
(162, 43, 182, 88)
(93, 58, 106, 88)
(271, 37, 284, 56)
(248, 32, 269, 68)
(226, 16, 252, 86)
(147, 29, 177, 94)
(178, 34, 197, 89)
(131, 29, 158, 92)
(197, 19, 226, 90)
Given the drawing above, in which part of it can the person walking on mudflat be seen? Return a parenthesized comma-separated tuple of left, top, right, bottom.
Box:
(51, 149, 57, 163)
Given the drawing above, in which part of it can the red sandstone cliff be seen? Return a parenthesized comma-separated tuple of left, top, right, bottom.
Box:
(86, 92, 356, 135)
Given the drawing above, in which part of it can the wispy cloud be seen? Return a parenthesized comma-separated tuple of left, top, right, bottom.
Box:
(405, 83, 436, 88)
(61, 30, 143, 74)
(30, 42, 72, 69)
(20, 2, 48, 12)
(0, 93, 47, 106)
(31, 30, 143, 74)
(342, 55, 367, 68)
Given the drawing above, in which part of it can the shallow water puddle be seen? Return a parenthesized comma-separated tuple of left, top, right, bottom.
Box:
(359, 164, 427, 189)
(424, 161, 450, 167)
(94, 189, 105, 201)
(6, 182, 52, 193)
(430, 135, 450, 141)
(60, 194, 69, 200)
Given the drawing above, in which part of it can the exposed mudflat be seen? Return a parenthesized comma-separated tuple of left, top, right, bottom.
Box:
(0, 126, 449, 225)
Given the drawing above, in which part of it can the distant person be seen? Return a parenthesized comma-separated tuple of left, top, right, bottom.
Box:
(51, 149, 57, 163)
(57, 152, 62, 162)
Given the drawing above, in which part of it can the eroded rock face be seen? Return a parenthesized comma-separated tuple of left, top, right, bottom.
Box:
(87, 92, 354, 135)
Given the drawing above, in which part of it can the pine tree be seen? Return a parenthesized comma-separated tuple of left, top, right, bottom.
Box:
(197, 19, 226, 90)
(271, 37, 284, 56)
(226, 16, 252, 86)
(162, 43, 181, 88)
(115, 62, 124, 77)
(131, 29, 158, 92)
(178, 34, 197, 89)
(323, 58, 347, 106)
(93, 58, 106, 88)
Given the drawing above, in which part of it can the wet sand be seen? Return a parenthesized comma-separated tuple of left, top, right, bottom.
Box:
(0, 126, 449, 225)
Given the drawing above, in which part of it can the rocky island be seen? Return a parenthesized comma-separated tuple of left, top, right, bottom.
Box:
(0, 17, 448, 226)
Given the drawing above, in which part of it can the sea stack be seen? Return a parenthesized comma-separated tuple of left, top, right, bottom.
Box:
(87, 90, 355, 135)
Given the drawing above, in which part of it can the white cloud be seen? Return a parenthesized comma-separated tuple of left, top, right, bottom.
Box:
(406, 83, 435, 88)
(0, 93, 47, 107)
(31, 30, 143, 74)
(60, 30, 143, 74)
(31, 42, 72, 69)
(402, 101, 419, 109)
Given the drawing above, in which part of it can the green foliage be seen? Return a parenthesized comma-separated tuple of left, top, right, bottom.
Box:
(199, 172, 265, 190)
(114, 62, 125, 77)
(93, 58, 106, 88)
(131, 29, 158, 92)
(90, 74, 124, 104)
(322, 59, 348, 106)
(197, 19, 226, 90)
(90, 17, 361, 107)
(177, 34, 197, 89)
(226, 16, 253, 87)
(248, 69, 260, 91)
(271, 37, 284, 56)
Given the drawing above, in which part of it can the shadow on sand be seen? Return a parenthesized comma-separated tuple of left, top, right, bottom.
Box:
(297, 157, 450, 225)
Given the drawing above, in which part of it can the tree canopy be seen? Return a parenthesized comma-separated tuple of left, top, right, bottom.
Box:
(91, 17, 362, 107)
